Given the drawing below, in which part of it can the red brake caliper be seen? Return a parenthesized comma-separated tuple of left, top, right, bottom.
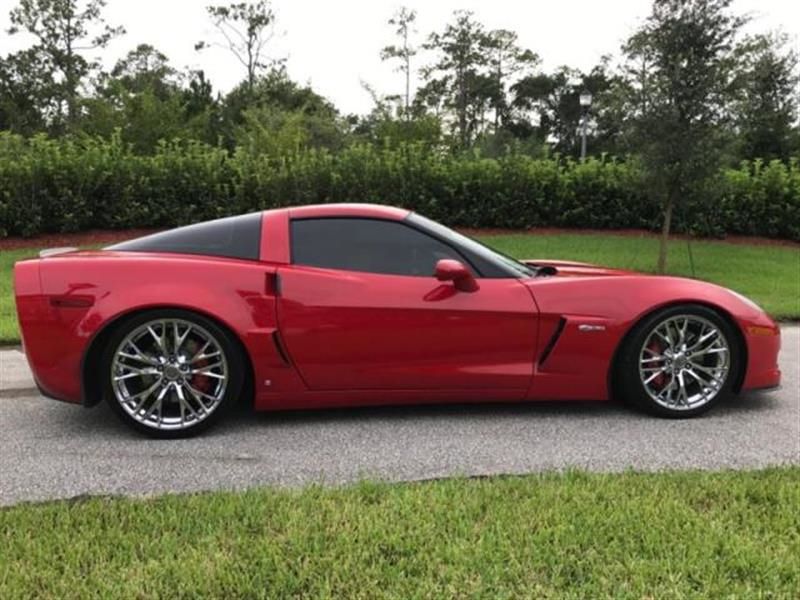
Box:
(647, 340, 667, 389)
(185, 339, 212, 394)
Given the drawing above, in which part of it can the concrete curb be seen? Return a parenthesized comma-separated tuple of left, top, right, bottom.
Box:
(0, 349, 36, 396)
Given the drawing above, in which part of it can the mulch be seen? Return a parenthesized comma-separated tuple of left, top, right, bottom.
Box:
(0, 229, 161, 250)
(1, 226, 798, 251)
(460, 227, 800, 249)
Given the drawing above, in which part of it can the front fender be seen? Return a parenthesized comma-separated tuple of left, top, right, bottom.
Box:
(524, 275, 780, 400)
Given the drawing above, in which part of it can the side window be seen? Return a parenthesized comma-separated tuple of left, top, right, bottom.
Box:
(108, 212, 262, 260)
(291, 218, 472, 277)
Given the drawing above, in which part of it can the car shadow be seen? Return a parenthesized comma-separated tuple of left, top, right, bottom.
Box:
(219, 389, 783, 430)
(714, 390, 783, 415)
(48, 389, 784, 440)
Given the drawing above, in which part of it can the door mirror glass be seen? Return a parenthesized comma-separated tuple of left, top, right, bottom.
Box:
(435, 259, 479, 292)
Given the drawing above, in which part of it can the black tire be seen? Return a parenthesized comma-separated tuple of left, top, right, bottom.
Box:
(100, 308, 245, 438)
(615, 304, 743, 418)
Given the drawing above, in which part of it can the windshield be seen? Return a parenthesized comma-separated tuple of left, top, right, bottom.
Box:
(407, 213, 537, 278)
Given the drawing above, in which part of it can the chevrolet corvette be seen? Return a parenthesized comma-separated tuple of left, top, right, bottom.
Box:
(14, 204, 781, 437)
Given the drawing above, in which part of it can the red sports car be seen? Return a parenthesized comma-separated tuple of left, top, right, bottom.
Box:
(14, 204, 781, 437)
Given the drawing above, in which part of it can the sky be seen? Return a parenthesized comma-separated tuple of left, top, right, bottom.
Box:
(0, 0, 798, 115)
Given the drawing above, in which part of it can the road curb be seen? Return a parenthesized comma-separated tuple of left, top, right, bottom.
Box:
(0, 349, 36, 395)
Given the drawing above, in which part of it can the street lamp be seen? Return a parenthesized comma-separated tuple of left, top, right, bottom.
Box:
(579, 91, 592, 160)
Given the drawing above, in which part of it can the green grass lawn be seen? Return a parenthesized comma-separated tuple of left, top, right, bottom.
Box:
(0, 247, 37, 343)
(1, 468, 798, 598)
(1, 233, 798, 343)
(485, 233, 799, 319)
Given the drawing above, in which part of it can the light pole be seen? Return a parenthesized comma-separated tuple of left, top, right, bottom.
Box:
(579, 91, 592, 160)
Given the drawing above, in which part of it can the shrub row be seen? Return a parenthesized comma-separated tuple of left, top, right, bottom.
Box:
(1, 132, 798, 240)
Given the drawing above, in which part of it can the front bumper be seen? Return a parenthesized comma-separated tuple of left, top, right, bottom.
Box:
(741, 321, 782, 391)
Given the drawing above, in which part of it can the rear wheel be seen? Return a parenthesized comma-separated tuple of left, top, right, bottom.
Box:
(617, 304, 742, 418)
(101, 309, 244, 438)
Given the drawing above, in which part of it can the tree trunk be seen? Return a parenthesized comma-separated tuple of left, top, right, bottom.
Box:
(494, 62, 502, 133)
(458, 76, 467, 147)
(65, 17, 76, 129)
(66, 68, 77, 127)
(404, 56, 410, 118)
(247, 45, 255, 95)
(657, 193, 674, 274)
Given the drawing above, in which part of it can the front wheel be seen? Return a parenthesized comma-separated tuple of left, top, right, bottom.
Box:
(616, 305, 742, 418)
(101, 309, 244, 438)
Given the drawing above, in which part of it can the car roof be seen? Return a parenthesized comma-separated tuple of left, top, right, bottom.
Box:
(286, 203, 410, 221)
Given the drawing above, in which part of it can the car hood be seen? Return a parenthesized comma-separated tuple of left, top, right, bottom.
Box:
(523, 259, 641, 277)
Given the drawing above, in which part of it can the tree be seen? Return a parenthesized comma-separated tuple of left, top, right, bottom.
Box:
(511, 64, 619, 156)
(219, 69, 339, 149)
(181, 70, 221, 144)
(380, 7, 417, 118)
(196, 0, 279, 94)
(109, 44, 177, 98)
(82, 45, 218, 152)
(623, 0, 746, 273)
(354, 82, 442, 148)
(734, 32, 799, 161)
(183, 70, 216, 119)
(420, 10, 495, 148)
(485, 29, 538, 132)
(7, 0, 124, 129)
(512, 67, 582, 152)
(580, 60, 629, 156)
(234, 104, 346, 156)
(0, 48, 54, 133)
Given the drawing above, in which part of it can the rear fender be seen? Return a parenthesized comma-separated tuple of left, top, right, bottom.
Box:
(24, 255, 291, 404)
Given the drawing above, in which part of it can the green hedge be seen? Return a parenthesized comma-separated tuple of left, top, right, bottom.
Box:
(1, 132, 798, 240)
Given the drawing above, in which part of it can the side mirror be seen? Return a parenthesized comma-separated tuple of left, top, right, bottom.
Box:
(435, 259, 479, 292)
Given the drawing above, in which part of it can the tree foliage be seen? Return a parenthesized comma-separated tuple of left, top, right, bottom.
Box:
(380, 7, 417, 117)
(81, 45, 215, 152)
(7, 0, 124, 129)
(733, 33, 799, 162)
(195, 0, 279, 94)
(0, 0, 798, 247)
(0, 48, 54, 134)
(485, 29, 539, 132)
(623, 0, 747, 272)
(419, 11, 495, 148)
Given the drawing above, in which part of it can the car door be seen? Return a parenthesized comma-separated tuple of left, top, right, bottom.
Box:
(275, 217, 539, 393)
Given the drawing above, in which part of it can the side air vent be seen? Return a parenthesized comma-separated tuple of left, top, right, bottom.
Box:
(271, 331, 291, 366)
(536, 265, 558, 277)
(538, 317, 567, 366)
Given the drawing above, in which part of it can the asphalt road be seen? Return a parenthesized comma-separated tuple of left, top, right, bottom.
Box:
(1, 326, 798, 506)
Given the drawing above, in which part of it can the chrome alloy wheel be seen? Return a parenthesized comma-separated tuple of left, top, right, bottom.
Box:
(638, 315, 731, 411)
(110, 318, 229, 431)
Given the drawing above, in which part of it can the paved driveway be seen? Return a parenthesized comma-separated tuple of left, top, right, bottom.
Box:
(1, 326, 797, 506)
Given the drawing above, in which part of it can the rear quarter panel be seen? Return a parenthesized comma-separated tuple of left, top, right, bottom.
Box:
(19, 253, 285, 404)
